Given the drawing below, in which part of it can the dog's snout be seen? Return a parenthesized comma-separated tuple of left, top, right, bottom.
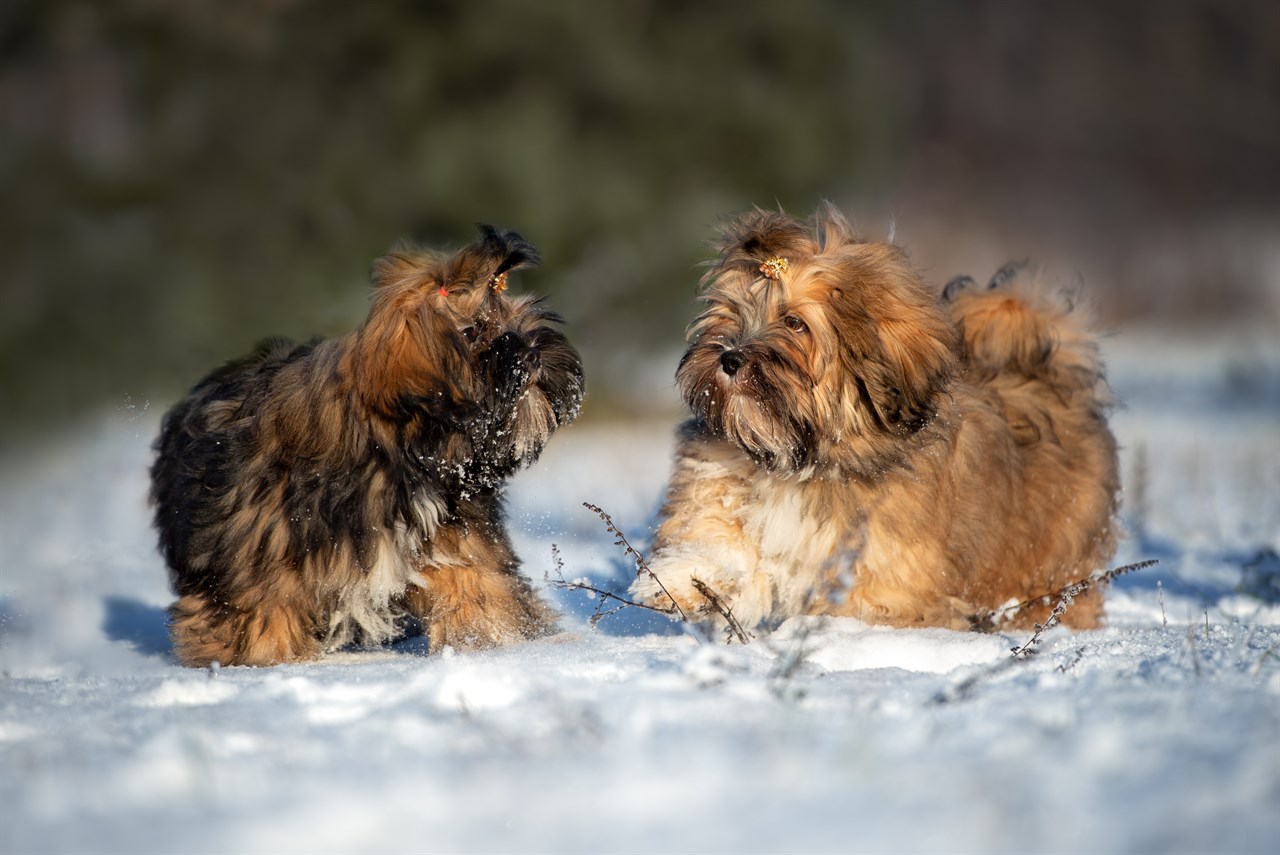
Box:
(720, 350, 745, 377)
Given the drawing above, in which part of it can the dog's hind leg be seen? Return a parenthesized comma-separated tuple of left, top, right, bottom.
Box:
(169, 593, 320, 667)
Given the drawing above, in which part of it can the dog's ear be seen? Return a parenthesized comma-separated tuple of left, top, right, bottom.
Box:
(354, 283, 476, 418)
(814, 201, 858, 253)
(466, 223, 540, 280)
(441, 225, 540, 295)
(830, 258, 960, 435)
(866, 315, 958, 434)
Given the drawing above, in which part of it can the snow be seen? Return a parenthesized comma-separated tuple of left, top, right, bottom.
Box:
(2, 328, 1279, 854)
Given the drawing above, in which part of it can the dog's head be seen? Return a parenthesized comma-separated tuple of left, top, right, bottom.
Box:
(360, 226, 583, 469)
(678, 204, 959, 476)
(369, 223, 541, 346)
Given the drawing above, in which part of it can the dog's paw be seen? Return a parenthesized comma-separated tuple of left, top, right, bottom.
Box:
(426, 599, 554, 652)
(630, 570, 704, 619)
(482, 331, 537, 398)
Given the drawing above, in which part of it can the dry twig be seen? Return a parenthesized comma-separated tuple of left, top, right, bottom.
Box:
(1158, 579, 1167, 628)
(549, 504, 754, 642)
(581, 502, 689, 622)
(546, 543, 680, 628)
(1009, 559, 1158, 659)
(1184, 623, 1202, 676)
(691, 578, 751, 644)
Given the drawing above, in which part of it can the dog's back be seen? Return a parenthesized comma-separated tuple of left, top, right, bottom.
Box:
(150, 337, 312, 593)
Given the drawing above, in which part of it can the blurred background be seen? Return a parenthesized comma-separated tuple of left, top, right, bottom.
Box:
(2, 0, 1277, 438)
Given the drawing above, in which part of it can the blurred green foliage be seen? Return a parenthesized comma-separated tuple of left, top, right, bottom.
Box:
(2, 0, 1276, 434)
(1, 0, 900, 431)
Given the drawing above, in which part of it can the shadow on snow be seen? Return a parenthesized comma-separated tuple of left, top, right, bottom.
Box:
(102, 596, 172, 659)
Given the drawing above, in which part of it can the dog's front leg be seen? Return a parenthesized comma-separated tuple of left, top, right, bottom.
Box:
(406, 516, 557, 652)
(630, 435, 777, 632)
(460, 330, 539, 485)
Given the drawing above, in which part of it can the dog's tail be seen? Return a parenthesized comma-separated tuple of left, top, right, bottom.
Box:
(941, 262, 1111, 413)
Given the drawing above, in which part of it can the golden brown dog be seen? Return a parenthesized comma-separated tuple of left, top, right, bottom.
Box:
(632, 204, 1118, 634)
(152, 226, 583, 666)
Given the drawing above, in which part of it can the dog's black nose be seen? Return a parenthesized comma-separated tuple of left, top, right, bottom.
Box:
(720, 350, 745, 376)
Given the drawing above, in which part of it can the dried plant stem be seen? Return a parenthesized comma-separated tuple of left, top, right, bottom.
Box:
(1055, 646, 1086, 674)
(551, 504, 753, 642)
(691, 578, 751, 644)
(1010, 595, 1075, 659)
(932, 655, 1021, 705)
(581, 502, 688, 623)
(1252, 643, 1278, 678)
(1185, 623, 1202, 676)
(1008, 559, 1158, 659)
(546, 544, 679, 628)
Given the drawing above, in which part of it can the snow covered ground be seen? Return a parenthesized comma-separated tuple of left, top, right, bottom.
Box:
(2, 328, 1278, 854)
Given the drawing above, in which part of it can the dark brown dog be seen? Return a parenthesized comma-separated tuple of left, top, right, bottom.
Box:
(152, 226, 583, 666)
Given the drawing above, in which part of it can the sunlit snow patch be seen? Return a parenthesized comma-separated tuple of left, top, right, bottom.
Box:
(137, 678, 239, 708)
(772, 616, 1009, 674)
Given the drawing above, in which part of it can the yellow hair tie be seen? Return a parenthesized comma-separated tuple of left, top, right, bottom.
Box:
(759, 257, 789, 280)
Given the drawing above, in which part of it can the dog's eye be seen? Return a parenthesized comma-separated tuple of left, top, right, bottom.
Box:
(461, 326, 478, 344)
(783, 315, 808, 334)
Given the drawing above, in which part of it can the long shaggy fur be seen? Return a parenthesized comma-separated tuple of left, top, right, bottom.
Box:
(151, 225, 584, 666)
(632, 204, 1119, 633)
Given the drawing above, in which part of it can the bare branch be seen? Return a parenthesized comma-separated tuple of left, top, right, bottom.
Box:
(582, 502, 688, 622)
(1008, 559, 1158, 658)
(549, 506, 756, 644)
(691, 578, 751, 644)
(546, 543, 680, 628)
